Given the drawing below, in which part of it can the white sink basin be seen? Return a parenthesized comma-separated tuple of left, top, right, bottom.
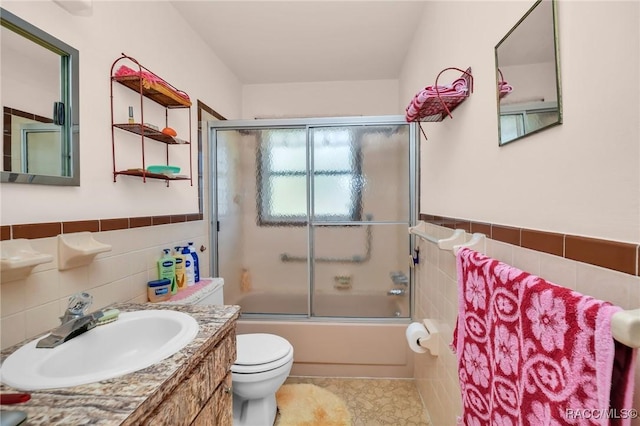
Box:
(0, 310, 199, 390)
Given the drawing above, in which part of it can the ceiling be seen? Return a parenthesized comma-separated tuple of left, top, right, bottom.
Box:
(170, 1, 427, 84)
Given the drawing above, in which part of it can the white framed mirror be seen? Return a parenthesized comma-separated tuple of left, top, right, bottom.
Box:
(1, 7, 80, 185)
(495, 0, 562, 146)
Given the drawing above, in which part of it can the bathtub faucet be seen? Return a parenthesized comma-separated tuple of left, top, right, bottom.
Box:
(390, 271, 408, 286)
(387, 288, 406, 296)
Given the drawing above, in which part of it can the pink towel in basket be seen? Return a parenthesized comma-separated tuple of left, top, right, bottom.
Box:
(452, 248, 636, 425)
(405, 78, 469, 122)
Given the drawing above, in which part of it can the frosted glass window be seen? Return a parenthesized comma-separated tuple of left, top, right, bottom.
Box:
(258, 128, 360, 224)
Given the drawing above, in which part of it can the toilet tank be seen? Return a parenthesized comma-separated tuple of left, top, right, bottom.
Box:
(162, 278, 225, 306)
(196, 279, 224, 305)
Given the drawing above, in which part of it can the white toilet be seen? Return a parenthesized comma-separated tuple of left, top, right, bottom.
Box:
(163, 279, 294, 426)
(232, 333, 294, 426)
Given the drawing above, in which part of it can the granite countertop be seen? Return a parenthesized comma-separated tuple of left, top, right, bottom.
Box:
(0, 303, 240, 425)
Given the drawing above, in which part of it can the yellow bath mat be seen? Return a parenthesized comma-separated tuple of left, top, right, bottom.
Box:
(275, 383, 352, 426)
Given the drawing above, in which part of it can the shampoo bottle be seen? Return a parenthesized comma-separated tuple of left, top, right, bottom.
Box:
(158, 249, 177, 294)
(187, 242, 200, 283)
(182, 246, 195, 286)
(173, 246, 187, 291)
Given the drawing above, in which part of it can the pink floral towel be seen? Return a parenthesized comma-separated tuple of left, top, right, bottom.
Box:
(405, 78, 469, 122)
(452, 248, 636, 425)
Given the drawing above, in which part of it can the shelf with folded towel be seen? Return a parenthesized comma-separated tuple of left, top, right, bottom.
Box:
(497, 68, 513, 99)
(405, 67, 473, 123)
(408, 222, 485, 254)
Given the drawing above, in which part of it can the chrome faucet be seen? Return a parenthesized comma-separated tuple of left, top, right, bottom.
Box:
(387, 288, 406, 296)
(59, 292, 93, 324)
(390, 271, 409, 286)
(37, 292, 98, 349)
(36, 311, 105, 348)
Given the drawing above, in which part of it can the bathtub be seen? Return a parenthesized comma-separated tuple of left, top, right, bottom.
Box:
(234, 291, 408, 318)
(233, 291, 413, 378)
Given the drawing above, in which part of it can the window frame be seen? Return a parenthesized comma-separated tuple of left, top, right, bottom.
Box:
(256, 128, 363, 226)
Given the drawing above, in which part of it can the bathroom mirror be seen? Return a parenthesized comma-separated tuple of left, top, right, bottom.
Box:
(1, 8, 79, 185)
(495, 0, 561, 146)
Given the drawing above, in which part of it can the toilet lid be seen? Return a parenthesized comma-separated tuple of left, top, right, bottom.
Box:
(234, 333, 292, 366)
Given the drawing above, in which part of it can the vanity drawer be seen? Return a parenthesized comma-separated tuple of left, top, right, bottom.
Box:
(211, 328, 236, 386)
(191, 373, 232, 426)
(141, 350, 216, 425)
(140, 327, 236, 425)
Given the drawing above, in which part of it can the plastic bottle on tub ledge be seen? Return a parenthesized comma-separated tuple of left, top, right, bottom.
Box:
(187, 242, 200, 283)
(182, 246, 195, 286)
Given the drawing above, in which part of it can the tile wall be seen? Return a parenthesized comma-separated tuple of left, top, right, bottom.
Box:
(0, 220, 208, 349)
(413, 221, 640, 426)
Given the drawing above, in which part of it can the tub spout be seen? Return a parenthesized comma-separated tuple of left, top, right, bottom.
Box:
(387, 288, 406, 296)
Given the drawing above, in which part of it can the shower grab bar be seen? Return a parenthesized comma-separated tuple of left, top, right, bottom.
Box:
(280, 223, 372, 264)
(410, 223, 640, 348)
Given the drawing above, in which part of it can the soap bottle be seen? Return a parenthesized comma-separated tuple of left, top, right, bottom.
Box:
(187, 242, 200, 283)
(173, 246, 187, 291)
(182, 246, 195, 286)
(158, 249, 177, 294)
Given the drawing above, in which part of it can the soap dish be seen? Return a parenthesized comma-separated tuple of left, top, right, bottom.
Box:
(146, 165, 180, 175)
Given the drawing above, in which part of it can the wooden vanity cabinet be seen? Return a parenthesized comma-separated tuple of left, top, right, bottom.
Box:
(138, 325, 236, 425)
(192, 373, 232, 426)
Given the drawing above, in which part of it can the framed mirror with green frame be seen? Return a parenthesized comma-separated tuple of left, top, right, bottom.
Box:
(1, 7, 80, 185)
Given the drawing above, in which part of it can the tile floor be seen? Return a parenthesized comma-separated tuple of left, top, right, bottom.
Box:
(282, 376, 432, 426)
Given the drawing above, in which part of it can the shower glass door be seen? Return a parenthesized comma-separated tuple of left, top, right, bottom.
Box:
(210, 116, 416, 319)
(309, 124, 411, 318)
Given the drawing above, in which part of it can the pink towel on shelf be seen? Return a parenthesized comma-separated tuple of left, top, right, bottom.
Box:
(114, 65, 191, 102)
(498, 80, 513, 99)
(405, 78, 468, 122)
(452, 248, 636, 426)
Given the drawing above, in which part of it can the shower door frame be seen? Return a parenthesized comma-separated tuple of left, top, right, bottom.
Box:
(208, 115, 419, 320)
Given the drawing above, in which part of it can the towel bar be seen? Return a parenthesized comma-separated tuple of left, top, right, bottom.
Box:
(612, 309, 640, 348)
(409, 222, 485, 253)
(409, 221, 640, 348)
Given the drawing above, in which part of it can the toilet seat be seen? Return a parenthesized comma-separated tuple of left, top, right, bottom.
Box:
(232, 333, 293, 374)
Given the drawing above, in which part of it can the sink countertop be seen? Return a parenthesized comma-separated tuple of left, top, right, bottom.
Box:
(0, 303, 240, 425)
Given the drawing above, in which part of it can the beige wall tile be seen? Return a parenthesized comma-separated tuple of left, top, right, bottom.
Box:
(1, 279, 26, 317)
(0, 313, 26, 348)
(511, 246, 541, 277)
(413, 224, 640, 424)
(576, 262, 638, 309)
(0, 222, 209, 350)
(25, 301, 60, 338)
(539, 251, 578, 289)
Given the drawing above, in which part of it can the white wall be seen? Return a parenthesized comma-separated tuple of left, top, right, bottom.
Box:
(400, 0, 639, 244)
(242, 79, 399, 119)
(402, 2, 640, 424)
(0, 0, 242, 224)
(0, 0, 242, 348)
